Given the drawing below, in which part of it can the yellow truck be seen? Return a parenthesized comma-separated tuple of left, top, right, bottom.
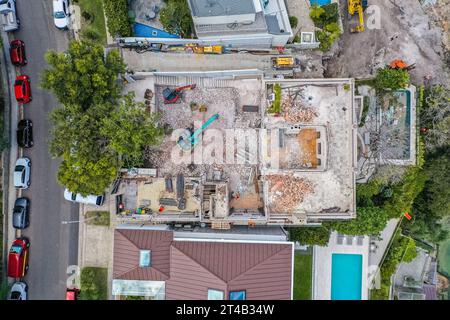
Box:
(272, 56, 295, 69)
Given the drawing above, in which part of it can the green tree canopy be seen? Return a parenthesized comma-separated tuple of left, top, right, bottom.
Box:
(326, 207, 389, 236)
(44, 41, 162, 196)
(102, 0, 132, 37)
(375, 68, 410, 91)
(101, 93, 164, 167)
(42, 41, 125, 109)
(289, 226, 331, 246)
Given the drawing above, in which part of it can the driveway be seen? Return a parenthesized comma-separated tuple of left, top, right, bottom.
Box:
(5, 0, 79, 299)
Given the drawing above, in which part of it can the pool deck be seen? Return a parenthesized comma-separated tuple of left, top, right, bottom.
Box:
(313, 231, 370, 300)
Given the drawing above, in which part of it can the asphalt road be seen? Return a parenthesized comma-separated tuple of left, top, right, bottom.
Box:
(11, 0, 79, 299)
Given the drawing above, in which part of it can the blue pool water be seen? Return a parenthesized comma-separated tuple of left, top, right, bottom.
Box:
(310, 0, 332, 6)
(133, 23, 180, 38)
(331, 254, 362, 300)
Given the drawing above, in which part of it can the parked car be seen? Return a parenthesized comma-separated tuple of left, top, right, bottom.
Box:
(10, 39, 27, 66)
(8, 281, 28, 300)
(14, 75, 32, 104)
(12, 197, 30, 229)
(66, 288, 79, 300)
(0, 0, 19, 32)
(52, 0, 70, 29)
(64, 189, 105, 206)
(7, 237, 30, 278)
(13, 157, 31, 189)
(17, 119, 33, 148)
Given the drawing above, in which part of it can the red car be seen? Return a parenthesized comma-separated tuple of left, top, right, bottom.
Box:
(66, 288, 80, 300)
(14, 75, 32, 104)
(7, 237, 30, 278)
(10, 40, 27, 66)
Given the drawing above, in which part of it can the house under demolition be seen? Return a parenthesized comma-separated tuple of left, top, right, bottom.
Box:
(116, 71, 357, 227)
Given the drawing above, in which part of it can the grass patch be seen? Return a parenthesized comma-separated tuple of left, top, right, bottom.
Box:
(73, 0, 107, 44)
(85, 211, 110, 226)
(267, 84, 282, 114)
(293, 251, 313, 300)
(79, 267, 108, 300)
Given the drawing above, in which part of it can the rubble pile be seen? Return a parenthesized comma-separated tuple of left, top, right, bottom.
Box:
(267, 175, 314, 212)
(282, 96, 318, 123)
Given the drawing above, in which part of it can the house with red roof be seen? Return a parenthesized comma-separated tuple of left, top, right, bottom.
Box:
(112, 225, 294, 300)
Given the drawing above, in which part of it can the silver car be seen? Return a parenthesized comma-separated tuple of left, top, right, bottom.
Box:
(8, 281, 28, 300)
(13, 157, 31, 189)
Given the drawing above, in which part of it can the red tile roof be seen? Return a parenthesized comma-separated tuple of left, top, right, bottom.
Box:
(113, 229, 293, 300)
(113, 229, 173, 280)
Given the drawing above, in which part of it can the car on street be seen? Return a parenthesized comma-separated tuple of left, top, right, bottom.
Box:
(17, 119, 33, 148)
(64, 189, 105, 206)
(14, 75, 32, 104)
(12, 197, 30, 229)
(13, 157, 31, 189)
(9, 39, 27, 66)
(8, 282, 28, 300)
(52, 0, 70, 29)
(7, 237, 30, 278)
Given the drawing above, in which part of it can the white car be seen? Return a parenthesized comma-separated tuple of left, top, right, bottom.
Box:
(52, 0, 70, 29)
(64, 189, 105, 206)
(13, 157, 31, 189)
(8, 281, 28, 300)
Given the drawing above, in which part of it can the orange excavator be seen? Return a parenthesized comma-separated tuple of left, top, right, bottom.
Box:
(389, 59, 416, 71)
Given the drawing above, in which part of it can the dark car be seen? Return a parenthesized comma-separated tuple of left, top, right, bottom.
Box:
(9, 40, 27, 66)
(17, 119, 33, 148)
(14, 75, 32, 104)
(12, 197, 30, 229)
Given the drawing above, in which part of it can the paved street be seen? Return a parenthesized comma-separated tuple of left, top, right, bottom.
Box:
(6, 0, 79, 299)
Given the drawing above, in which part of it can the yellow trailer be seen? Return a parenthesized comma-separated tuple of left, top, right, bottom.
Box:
(272, 56, 295, 69)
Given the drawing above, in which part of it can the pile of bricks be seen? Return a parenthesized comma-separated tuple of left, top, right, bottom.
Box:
(267, 175, 314, 212)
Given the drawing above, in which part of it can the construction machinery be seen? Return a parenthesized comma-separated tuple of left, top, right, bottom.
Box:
(271, 56, 296, 69)
(177, 114, 219, 151)
(389, 59, 416, 71)
(348, 0, 368, 33)
(163, 84, 196, 104)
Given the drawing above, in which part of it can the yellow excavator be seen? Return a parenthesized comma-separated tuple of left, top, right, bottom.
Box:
(348, 0, 368, 33)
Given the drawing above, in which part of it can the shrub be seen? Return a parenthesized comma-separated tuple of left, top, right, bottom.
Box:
(81, 26, 101, 41)
(289, 226, 331, 246)
(375, 68, 410, 91)
(289, 16, 298, 29)
(160, 0, 193, 37)
(79, 267, 108, 300)
(326, 207, 389, 236)
(267, 84, 282, 114)
(102, 0, 132, 37)
(81, 10, 92, 22)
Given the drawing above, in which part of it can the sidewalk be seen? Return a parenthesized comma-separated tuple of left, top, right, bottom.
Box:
(77, 192, 116, 299)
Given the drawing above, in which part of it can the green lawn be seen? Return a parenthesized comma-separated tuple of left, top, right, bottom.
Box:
(85, 211, 110, 226)
(293, 251, 313, 300)
(75, 0, 107, 44)
(438, 217, 450, 277)
(79, 267, 108, 300)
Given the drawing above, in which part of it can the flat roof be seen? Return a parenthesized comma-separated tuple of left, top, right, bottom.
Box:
(188, 0, 255, 17)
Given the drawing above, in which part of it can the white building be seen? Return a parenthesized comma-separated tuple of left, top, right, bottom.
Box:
(187, 0, 293, 47)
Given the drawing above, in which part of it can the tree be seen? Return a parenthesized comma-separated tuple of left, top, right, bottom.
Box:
(289, 226, 331, 246)
(160, 0, 193, 37)
(289, 16, 298, 29)
(326, 207, 389, 236)
(44, 41, 162, 196)
(375, 68, 410, 91)
(42, 41, 125, 109)
(420, 85, 450, 151)
(58, 152, 119, 196)
(101, 93, 164, 167)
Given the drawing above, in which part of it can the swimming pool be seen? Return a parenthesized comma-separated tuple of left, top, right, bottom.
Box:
(310, 0, 332, 6)
(133, 23, 180, 39)
(331, 254, 362, 300)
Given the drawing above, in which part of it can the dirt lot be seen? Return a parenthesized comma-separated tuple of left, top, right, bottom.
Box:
(325, 0, 450, 86)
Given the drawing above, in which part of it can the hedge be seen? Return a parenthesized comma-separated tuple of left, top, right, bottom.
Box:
(103, 0, 132, 38)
